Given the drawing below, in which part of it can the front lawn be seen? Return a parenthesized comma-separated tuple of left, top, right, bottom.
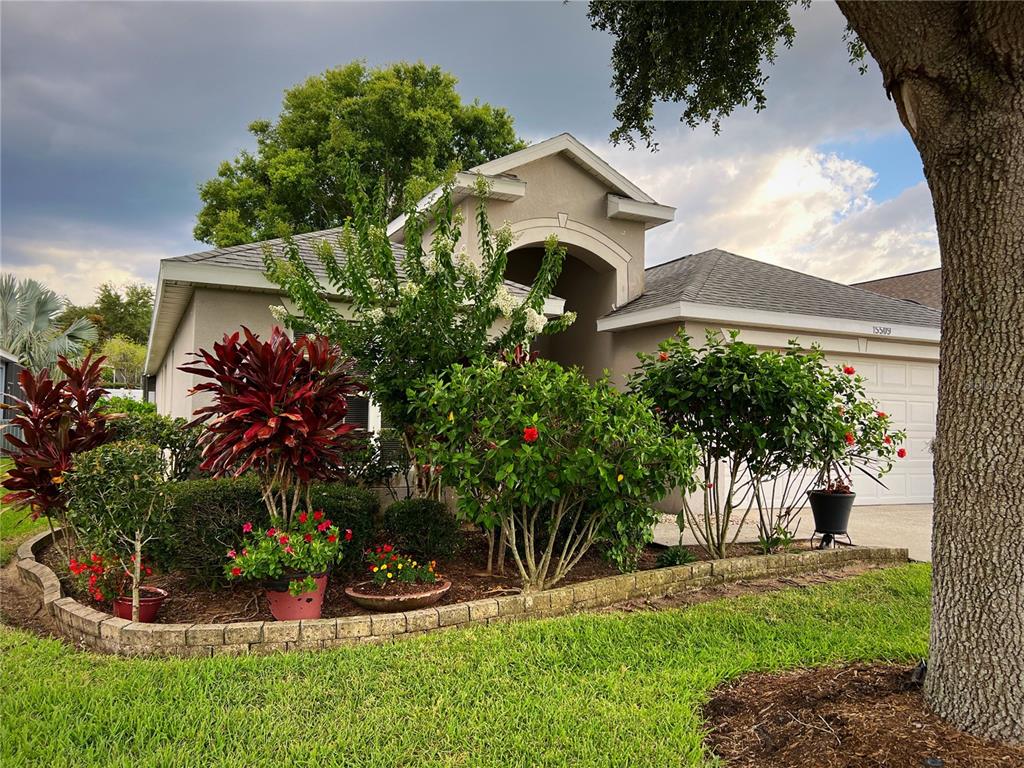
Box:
(0, 564, 930, 767)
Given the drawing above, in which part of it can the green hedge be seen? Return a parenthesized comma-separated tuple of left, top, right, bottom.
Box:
(159, 478, 379, 586)
(382, 498, 459, 559)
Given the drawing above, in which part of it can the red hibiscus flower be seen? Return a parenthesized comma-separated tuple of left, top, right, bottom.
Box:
(884, 435, 893, 445)
(876, 411, 887, 419)
(344, 529, 353, 542)
(523, 426, 539, 443)
(658, 351, 669, 362)
(231, 567, 242, 577)
(845, 432, 856, 446)
(242, 522, 253, 533)
(327, 534, 337, 543)
(298, 511, 308, 524)
(843, 365, 856, 375)
(897, 448, 907, 458)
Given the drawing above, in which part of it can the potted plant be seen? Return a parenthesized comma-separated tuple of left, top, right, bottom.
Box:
(181, 326, 363, 619)
(344, 545, 450, 612)
(225, 514, 353, 620)
(64, 440, 171, 622)
(808, 364, 907, 541)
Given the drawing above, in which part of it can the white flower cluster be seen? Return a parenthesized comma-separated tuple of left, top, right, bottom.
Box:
(524, 307, 547, 335)
(421, 253, 441, 276)
(365, 308, 385, 324)
(561, 311, 578, 327)
(367, 277, 387, 294)
(400, 281, 421, 299)
(269, 305, 289, 323)
(491, 285, 521, 317)
(456, 247, 480, 278)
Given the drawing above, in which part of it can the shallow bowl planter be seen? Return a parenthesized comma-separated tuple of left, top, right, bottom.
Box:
(345, 580, 451, 612)
(808, 490, 856, 534)
(265, 573, 328, 621)
(112, 586, 168, 623)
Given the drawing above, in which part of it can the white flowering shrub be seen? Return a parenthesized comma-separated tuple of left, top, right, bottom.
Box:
(264, 176, 575, 449)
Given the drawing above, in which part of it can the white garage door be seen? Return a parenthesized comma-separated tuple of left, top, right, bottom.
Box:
(830, 355, 937, 505)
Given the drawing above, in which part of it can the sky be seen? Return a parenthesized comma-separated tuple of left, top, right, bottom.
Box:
(1, 1, 940, 306)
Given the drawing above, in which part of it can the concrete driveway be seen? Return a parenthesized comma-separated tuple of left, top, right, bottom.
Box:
(653, 504, 933, 562)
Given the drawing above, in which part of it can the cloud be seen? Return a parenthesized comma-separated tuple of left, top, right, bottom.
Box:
(1, 219, 194, 304)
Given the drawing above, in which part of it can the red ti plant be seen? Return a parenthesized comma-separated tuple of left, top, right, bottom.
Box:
(181, 327, 362, 528)
(1, 354, 110, 553)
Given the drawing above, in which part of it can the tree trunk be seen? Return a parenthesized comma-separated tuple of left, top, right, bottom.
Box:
(839, 2, 1024, 743)
(132, 531, 142, 624)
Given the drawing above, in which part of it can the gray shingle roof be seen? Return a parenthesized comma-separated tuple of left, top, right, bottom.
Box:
(606, 249, 941, 328)
(853, 267, 942, 310)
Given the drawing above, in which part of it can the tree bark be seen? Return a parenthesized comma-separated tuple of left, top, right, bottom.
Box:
(839, 2, 1024, 743)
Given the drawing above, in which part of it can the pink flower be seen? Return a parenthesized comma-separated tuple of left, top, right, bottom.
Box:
(242, 522, 253, 533)
(266, 527, 277, 537)
(227, 549, 237, 559)
(285, 546, 295, 555)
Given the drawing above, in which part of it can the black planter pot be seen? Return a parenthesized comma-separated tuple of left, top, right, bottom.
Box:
(808, 490, 856, 534)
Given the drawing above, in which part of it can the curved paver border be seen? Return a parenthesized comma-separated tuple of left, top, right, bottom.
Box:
(16, 528, 908, 657)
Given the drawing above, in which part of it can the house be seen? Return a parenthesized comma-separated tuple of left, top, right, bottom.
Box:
(144, 133, 940, 505)
(853, 267, 942, 310)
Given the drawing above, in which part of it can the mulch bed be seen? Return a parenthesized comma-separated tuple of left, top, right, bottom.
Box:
(37, 529, 807, 625)
(704, 663, 1024, 767)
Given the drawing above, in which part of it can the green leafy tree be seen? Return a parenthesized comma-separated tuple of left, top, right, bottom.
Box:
(58, 283, 153, 346)
(414, 357, 696, 591)
(265, 178, 575, 468)
(99, 335, 146, 388)
(587, 1, 1024, 738)
(194, 61, 525, 247)
(0, 274, 97, 370)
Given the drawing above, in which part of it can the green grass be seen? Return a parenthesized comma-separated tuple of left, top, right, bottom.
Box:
(0, 565, 929, 767)
(0, 458, 50, 564)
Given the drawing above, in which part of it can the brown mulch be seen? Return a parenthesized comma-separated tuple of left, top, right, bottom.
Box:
(0, 561, 61, 639)
(704, 663, 1024, 767)
(18, 529, 816, 628)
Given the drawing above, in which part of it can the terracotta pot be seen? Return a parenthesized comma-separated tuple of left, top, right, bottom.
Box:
(112, 586, 168, 623)
(265, 573, 328, 621)
(345, 580, 451, 612)
(808, 490, 856, 534)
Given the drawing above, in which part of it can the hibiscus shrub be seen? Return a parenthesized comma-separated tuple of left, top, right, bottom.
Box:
(1, 354, 110, 529)
(107, 410, 202, 482)
(414, 357, 696, 591)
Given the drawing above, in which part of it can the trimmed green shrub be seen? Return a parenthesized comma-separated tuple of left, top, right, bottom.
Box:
(382, 498, 459, 560)
(309, 484, 380, 571)
(160, 477, 266, 585)
(96, 396, 156, 415)
(108, 412, 202, 482)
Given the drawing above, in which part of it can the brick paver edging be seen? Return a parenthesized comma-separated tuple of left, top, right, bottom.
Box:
(16, 529, 908, 657)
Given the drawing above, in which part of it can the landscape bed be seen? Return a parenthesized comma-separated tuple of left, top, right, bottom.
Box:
(16, 526, 909, 657)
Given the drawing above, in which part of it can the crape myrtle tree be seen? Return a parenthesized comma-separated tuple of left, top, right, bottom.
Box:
(264, 176, 575, 491)
(587, 0, 1024, 741)
(194, 61, 525, 247)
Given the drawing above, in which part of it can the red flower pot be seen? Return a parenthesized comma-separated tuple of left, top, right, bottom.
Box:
(112, 586, 168, 623)
(265, 573, 328, 621)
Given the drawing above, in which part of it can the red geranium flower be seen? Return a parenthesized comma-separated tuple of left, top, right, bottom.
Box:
(843, 365, 856, 375)
(845, 432, 856, 446)
(897, 448, 907, 458)
(231, 567, 242, 577)
(523, 426, 539, 443)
